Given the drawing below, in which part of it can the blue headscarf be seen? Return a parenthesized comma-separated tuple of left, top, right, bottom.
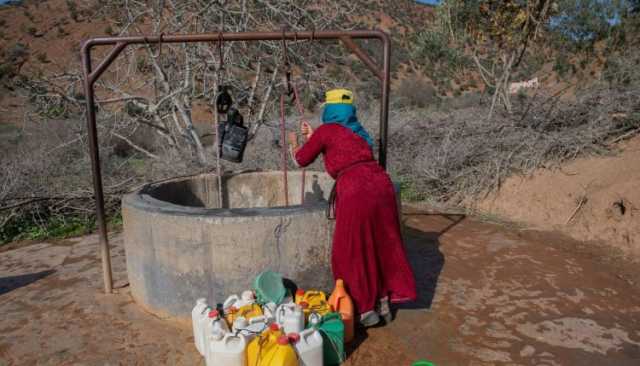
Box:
(321, 104, 374, 148)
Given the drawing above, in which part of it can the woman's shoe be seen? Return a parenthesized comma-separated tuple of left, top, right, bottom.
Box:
(359, 310, 380, 327)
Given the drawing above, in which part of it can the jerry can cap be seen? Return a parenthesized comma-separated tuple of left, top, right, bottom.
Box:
(208, 310, 220, 318)
(269, 323, 280, 331)
(300, 302, 309, 309)
(287, 333, 300, 343)
(296, 289, 305, 296)
(277, 335, 290, 345)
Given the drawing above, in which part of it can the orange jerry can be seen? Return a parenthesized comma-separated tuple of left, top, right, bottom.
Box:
(328, 279, 355, 343)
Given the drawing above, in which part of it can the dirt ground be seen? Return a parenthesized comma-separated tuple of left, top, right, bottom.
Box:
(476, 137, 640, 260)
(2, 210, 640, 365)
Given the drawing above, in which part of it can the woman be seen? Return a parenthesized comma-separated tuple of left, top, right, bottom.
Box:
(288, 89, 416, 326)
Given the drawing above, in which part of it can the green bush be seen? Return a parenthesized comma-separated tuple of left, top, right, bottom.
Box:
(553, 53, 573, 78)
(0, 213, 92, 245)
(411, 30, 470, 76)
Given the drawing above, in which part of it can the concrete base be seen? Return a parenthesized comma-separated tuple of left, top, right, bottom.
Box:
(122, 171, 335, 320)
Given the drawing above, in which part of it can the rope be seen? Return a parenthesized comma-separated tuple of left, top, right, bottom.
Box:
(280, 27, 309, 205)
(280, 94, 289, 207)
(290, 82, 307, 205)
(214, 33, 224, 208)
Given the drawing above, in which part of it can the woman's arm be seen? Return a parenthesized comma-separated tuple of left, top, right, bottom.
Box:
(288, 123, 324, 167)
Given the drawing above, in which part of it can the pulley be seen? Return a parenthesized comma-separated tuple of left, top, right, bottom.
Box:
(216, 85, 233, 114)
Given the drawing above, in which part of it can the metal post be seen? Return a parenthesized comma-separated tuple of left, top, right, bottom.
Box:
(81, 43, 113, 294)
(80, 30, 392, 294)
(379, 32, 391, 169)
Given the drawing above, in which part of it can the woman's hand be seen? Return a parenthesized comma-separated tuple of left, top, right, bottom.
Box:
(300, 121, 314, 141)
(287, 132, 298, 148)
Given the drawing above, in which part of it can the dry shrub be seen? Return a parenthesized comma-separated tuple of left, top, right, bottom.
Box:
(395, 78, 439, 109)
(387, 86, 640, 204)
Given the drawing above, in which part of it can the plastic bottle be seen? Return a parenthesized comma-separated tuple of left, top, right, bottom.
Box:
(206, 333, 247, 366)
(276, 303, 305, 334)
(328, 279, 354, 343)
(192, 298, 211, 355)
(294, 328, 324, 366)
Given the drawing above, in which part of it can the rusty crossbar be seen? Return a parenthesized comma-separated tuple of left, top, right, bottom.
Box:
(81, 30, 392, 294)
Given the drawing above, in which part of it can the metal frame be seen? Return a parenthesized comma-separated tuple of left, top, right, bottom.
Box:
(81, 30, 392, 294)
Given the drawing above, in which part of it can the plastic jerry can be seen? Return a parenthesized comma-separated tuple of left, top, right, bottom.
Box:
(192, 298, 211, 355)
(203, 310, 230, 363)
(247, 323, 283, 366)
(205, 309, 229, 342)
(206, 332, 247, 366)
(299, 291, 331, 318)
(223, 291, 254, 309)
(317, 312, 345, 366)
(328, 279, 355, 343)
(225, 306, 239, 328)
(240, 290, 256, 306)
(237, 303, 263, 320)
(295, 289, 305, 304)
(307, 312, 322, 328)
(259, 335, 298, 366)
(276, 303, 305, 334)
(223, 294, 241, 311)
(294, 328, 324, 366)
(233, 315, 269, 341)
(263, 302, 278, 323)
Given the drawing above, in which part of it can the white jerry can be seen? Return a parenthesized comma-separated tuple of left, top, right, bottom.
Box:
(262, 302, 278, 323)
(192, 298, 211, 355)
(206, 332, 247, 366)
(223, 291, 256, 312)
(295, 328, 324, 366)
(204, 309, 229, 345)
(276, 303, 305, 334)
(233, 315, 269, 342)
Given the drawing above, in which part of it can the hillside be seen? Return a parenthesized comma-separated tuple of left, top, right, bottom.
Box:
(1, 0, 639, 258)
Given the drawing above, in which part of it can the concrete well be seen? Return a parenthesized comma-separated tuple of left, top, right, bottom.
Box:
(122, 170, 335, 321)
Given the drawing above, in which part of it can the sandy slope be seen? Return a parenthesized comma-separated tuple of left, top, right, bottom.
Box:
(476, 137, 640, 259)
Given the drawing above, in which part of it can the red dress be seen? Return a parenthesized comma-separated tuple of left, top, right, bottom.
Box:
(295, 123, 417, 314)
